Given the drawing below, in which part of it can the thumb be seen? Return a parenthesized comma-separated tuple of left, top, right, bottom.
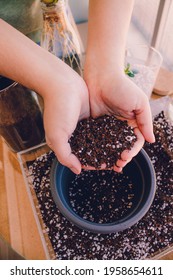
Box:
(135, 97, 155, 143)
(46, 133, 81, 174)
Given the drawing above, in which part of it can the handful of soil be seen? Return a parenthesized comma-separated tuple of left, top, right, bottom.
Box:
(69, 115, 137, 168)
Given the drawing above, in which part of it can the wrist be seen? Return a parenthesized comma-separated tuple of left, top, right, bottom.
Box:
(84, 50, 125, 83)
(34, 54, 82, 100)
(85, 45, 125, 75)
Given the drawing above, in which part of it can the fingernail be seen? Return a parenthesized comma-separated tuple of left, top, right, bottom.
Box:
(71, 167, 80, 175)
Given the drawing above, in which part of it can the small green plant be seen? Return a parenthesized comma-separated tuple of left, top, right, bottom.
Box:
(124, 63, 135, 77)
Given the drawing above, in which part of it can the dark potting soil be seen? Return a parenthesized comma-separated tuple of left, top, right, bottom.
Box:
(29, 111, 173, 260)
(69, 171, 137, 223)
(69, 115, 137, 168)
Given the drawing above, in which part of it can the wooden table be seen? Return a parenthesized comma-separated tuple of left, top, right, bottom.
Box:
(0, 138, 46, 260)
(0, 93, 173, 260)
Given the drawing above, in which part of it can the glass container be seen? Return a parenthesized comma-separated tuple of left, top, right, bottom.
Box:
(40, 0, 82, 74)
(125, 44, 163, 99)
(0, 0, 43, 44)
(0, 76, 45, 153)
(17, 142, 173, 260)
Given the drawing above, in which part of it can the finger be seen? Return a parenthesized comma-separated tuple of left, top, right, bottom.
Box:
(116, 157, 132, 168)
(121, 127, 144, 161)
(82, 165, 96, 171)
(47, 133, 81, 174)
(135, 97, 155, 143)
(82, 163, 106, 170)
(113, 165, 123, 173)
(82, 163, 122, 173)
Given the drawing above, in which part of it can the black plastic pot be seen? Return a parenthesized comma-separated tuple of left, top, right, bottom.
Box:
(50, 148, 156, 234)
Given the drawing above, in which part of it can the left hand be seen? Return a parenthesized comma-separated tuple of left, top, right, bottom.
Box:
(84, 58, 154, 171)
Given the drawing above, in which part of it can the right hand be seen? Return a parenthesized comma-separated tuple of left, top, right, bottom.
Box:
(83, 55, 154, 171)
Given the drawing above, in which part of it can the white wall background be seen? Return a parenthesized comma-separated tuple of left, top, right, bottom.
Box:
(68, 0, 89, 23)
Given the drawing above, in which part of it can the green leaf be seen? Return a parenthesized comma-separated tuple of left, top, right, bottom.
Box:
(128, 72, 135, 77)
(124, 63, 135, 77)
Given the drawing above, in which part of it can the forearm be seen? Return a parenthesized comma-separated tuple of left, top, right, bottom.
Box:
(86, 0, 134, 71)
(0, 19, 77, 98)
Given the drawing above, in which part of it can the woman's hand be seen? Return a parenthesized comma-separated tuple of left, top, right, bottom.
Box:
(43, 64, 90, 175)
(0, 19, 90, 175)
(84, 58, 154, 171)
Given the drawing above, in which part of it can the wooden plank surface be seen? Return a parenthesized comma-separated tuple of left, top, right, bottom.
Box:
(0, 140, 10, 244)
(0, 236, 24, 260)
(0, 138, 46, 260)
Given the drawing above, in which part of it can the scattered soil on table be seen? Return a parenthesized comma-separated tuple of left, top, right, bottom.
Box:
(29, 111, 173, 260)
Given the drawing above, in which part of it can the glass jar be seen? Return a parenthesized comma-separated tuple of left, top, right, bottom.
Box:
(0, 76, 45, 153)
(0, 0, 43, 44)
(40, 0, 82, 74)
(125, 45, 163, 99)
